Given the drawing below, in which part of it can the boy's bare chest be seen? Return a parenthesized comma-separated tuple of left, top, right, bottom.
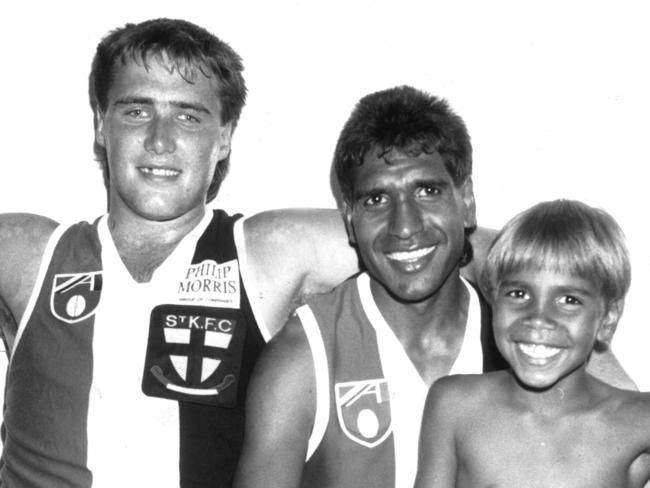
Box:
(456, 412, 646, 487)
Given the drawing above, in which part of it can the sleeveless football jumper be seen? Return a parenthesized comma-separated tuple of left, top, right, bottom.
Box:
(0, 210, 266, 488)
(297, 273, 506, 488)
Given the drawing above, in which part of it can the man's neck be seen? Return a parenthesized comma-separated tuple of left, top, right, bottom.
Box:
(369, 273, 470, 386)
(370, 273, 467, 334)
(107, 206, 207, 283)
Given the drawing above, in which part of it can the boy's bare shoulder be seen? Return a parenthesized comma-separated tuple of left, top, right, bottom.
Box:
(606, 390, 650, 454)
(612, 389, 650, 416)
(585, 382, 650, 435)
(593, 379, 650, 405)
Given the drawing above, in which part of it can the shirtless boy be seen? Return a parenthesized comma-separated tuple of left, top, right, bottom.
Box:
(414, 199, 650, 488)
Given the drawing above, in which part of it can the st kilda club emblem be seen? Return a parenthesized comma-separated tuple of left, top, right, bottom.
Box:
(142, 304, 246, 407)
(50, 272, 103, 324)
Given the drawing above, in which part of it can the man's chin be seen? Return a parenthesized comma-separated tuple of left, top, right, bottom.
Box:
(383, 281, 445, 304)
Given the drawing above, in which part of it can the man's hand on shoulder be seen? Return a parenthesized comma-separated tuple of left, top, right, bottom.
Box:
(0, 213, 58, 350)
(241, 208, 358, 336)
(461, 226, 498, 285)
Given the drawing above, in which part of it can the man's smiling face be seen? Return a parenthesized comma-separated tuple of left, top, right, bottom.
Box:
(344, 148, 475, 303)
(96, 54, 232, 222)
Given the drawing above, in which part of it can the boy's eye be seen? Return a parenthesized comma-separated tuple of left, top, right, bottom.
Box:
(558, 295, 582, 306)
(505, 289, 528, 300)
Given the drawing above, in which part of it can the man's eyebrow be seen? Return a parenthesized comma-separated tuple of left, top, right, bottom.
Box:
(171, 100, 212, 115)
(114, 96, 154, 107)
(414, 177, 451, 188)
(113, 97, 212, 115)
(353, 185, 385, 200)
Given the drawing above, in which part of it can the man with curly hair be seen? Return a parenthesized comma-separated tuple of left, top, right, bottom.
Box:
(235, 86, 633, 488)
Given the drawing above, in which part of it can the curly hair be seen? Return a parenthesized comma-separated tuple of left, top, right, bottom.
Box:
(333, 85, 472, 204)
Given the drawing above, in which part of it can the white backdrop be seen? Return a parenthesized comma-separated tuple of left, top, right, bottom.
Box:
(1, 0, 648, 388)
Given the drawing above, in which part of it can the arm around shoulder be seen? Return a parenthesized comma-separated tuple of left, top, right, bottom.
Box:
(461, 225, 498, 285)
(241, 209, 359, 335)
(234, 313, 317, 488)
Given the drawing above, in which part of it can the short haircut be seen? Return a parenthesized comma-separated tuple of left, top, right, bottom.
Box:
(333, 85, 472, 204)
(89, 18, 247, 203)
(481, 199, 631, 307)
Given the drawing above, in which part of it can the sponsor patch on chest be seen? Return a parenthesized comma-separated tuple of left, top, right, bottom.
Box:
(50, 272, 103, 324)
(142, 304, 246, 407)
(176, 259, 240, 308)
(335, 378, 393, 448)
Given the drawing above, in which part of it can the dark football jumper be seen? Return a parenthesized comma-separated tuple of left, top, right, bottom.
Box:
(1, 210, 265, 488)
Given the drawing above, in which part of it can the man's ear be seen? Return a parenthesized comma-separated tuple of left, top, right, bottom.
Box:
(342, 201, 357, 245)
(596, 299, 624, 345)
(217, 123, 233, 161)
(95, 111, 106, 148)
(461, 177, 477, 229)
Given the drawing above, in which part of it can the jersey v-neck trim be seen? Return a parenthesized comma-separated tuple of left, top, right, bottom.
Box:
(356, 272, 425, 387)
(355, 272, 482, 383)
(97, 211, 213, 285)
(450, 278, 482, 375)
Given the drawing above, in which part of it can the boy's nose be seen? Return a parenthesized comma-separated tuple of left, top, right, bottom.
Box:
(523, 300, 557, 330)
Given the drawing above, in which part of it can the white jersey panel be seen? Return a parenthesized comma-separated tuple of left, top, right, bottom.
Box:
(86, 213, 212, 487)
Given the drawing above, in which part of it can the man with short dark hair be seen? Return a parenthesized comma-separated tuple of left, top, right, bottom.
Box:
(234, 86, 634, 488)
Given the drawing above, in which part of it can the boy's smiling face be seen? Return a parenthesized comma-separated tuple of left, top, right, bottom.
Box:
(493, 268, 619, 390)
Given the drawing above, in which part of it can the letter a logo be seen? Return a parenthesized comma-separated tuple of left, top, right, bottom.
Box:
(335, 378, 392, 448)
(51, 272, 103, 324)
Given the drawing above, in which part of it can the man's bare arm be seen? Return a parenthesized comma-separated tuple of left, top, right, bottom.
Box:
(0, 213, 57, 353)
(234, 315, 316, 488)
(463, 226, 498, 286)
(0, 295, 16, 356)
(241, 209, 358, 336)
